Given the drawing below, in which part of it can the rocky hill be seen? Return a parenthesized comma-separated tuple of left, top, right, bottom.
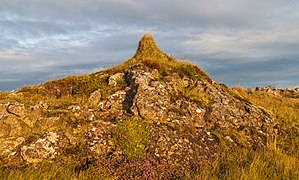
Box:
(0, 35, 287, 179)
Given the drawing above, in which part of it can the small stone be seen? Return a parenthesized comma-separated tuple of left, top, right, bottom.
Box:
(225, 136, 234, 143)
(108, 73, 124, 86)
(196, 108, 202, 114)
(89, 90, 102, 106)
(98, 102, 105, 109)
(9, 151, 16, 156)
(89, 114, 95, 121)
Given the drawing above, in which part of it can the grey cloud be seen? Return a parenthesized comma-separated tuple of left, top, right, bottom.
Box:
(193, 56, 299, 88)
(0, 60, 106, 91)
(0, 0, 299, 91)
(2, 0, 297, 28)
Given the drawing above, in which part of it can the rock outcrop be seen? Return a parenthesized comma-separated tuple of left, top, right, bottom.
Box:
(244, 86, 299, 98)
(0, 35, 276, 173)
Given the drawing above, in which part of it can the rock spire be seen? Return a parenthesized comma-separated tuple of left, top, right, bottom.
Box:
(133, 34, 170, 62)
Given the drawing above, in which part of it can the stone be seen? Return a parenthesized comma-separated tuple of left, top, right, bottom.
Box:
(0, 102, 42, 128)
(108, 73, 124, 86)
(196, 108, 202, 114)
(86, 120, 116, 157)
(128, 65, 171, 120)
(89, 90, 102, 106)
(0, 137, 26, 156)
(21, 132, 60, 163)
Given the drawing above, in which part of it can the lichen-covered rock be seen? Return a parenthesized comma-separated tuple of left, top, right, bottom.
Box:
(21, 132, 60, 163)
(0, 103, 43, 156)
(0, 137, 26, 156)
(148, 123, 220, 167)
(243, 86, 299, 98)
(96, 90, 127, 122)
(34, 117, 61, 132)
(128, 65, 171, 120)
(108, 73, 124, 86)
(0, 102, 42, 128)
(89, 90, 102, 106)
(86, 120, 116, 156)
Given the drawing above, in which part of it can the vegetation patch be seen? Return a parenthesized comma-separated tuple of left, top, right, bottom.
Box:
(114, 118, 152, 160)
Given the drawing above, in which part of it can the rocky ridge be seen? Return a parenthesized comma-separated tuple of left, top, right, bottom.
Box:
(245, 86, 299, 98)
(0, 35, 276, 175)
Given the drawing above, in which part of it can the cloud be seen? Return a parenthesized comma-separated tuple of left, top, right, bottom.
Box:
(0, 0, 299, 91)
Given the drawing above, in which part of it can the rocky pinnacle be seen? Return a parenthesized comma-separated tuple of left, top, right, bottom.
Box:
(133, 34, 171, 62)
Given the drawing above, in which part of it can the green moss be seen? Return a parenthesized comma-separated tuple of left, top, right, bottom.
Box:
(114, 118, 152, 160)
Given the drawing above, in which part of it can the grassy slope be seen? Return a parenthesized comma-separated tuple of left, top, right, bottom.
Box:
(200, 88, 299, 179)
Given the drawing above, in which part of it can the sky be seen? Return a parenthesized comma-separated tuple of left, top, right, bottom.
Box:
(0, 0, 299, 91)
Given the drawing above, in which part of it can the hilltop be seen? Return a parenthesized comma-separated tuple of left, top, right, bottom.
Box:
(0, 35, 298, 179)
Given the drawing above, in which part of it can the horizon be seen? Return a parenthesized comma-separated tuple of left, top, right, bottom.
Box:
(1, 0, 299, 91)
